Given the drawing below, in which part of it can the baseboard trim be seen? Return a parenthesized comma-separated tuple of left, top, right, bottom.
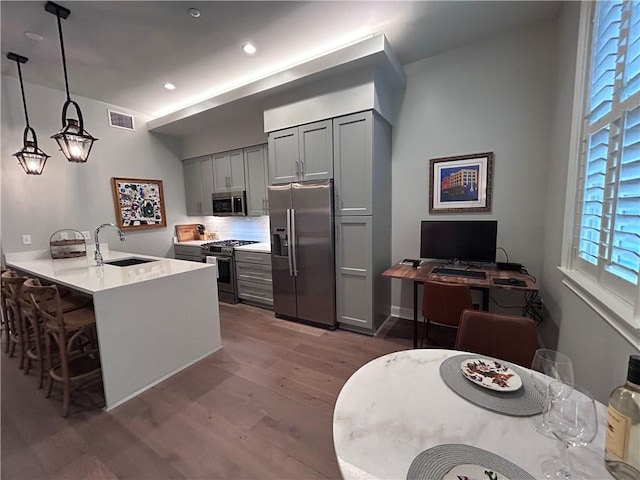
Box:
(390, 305, 414, 321)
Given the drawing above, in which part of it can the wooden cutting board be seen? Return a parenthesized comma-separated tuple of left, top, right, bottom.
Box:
(175, 224, 202, 242)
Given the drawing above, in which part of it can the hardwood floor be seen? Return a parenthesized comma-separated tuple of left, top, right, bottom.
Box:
(1, 303, 449, 479)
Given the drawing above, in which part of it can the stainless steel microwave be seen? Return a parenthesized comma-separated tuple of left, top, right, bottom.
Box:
(212, 191, 247, 216)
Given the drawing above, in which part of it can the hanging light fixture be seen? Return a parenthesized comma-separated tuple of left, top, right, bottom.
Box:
(46, 1, 97, 163)
(7, 52, 50, 175)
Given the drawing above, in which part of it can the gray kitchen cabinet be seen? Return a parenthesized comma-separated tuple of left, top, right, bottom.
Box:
(335, 216, 373, 330)
(334, 110, 391, 335)
(183, 155, 214, 216)
(267, 119, 333, 184)
(235, 251, 273, 307)
(174, 244, 203, 262)
(299, 120, 333, 181)
(268, 126, 298, 184)
(213, 149, 245, 193)
(333, 111, 391, 217)
(335, 214, 390, 335)
(244, 144, 269, 216)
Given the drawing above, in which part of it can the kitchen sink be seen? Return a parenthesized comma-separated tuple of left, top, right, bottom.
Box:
(104, 257, 157, 267)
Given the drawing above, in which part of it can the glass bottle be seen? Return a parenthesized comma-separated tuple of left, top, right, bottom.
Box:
(605, 355, 640, 480)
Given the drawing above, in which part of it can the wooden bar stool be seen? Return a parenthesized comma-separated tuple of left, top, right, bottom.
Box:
(20, 278, 92, 389)
(34, 284, 102, 417)
(1, 270, 28, 366)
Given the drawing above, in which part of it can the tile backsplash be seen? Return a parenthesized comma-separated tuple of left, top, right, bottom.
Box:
(202, 216, 270, 243)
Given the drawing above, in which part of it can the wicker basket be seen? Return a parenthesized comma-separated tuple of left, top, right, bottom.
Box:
(49, 229, 87, 259)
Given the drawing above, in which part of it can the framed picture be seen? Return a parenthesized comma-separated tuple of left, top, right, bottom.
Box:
(110, 177, 167, 231)
(429, 152, 494, 213)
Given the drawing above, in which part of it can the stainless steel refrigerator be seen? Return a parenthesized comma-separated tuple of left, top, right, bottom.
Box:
(268, 180, 336, 328)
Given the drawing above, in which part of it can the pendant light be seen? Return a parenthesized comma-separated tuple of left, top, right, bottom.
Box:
(46, 1, 97, 163)
(7, 52, 50, 175)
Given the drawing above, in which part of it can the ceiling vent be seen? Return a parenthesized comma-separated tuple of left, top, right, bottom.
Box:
(108, 109, 135, 131)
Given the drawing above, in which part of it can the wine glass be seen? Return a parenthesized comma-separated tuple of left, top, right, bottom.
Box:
(530, 349, 575, 437)
(541, 381, 598, 480)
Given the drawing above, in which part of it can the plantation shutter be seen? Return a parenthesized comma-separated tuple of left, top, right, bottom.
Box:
(575, 0, 640, 293)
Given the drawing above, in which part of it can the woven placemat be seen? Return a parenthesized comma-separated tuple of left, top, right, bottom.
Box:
(439, 354, 543, 417)
(407, 444, 535, 480)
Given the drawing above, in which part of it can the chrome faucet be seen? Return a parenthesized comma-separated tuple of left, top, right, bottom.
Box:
(94, 223, 126, 266)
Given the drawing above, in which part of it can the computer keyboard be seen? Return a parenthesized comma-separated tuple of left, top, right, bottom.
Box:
(431, 266, 487, 279)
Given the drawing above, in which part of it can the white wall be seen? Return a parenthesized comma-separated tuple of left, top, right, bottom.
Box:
(202, 216, 270, 244)
(181, 111, 267, 160)
(390, 21, 556, 317)
(1, 76, 189, 258)
(539, 3, 639, 403)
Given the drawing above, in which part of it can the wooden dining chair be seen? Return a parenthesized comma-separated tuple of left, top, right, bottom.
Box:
(1, 270, 28, 366)
(454, 309, 539, 367)
(422, 280, 474, 346)
(34, 284, 102, 416)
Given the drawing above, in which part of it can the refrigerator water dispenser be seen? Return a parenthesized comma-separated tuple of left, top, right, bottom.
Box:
(272, 227, 288, 257)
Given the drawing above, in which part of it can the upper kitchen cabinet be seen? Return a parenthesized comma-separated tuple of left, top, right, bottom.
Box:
(267, 119, 333, 185)
(334, 111, 391, 217)
(184, 155, 214, 216)
(244, 144, 269, 216)
(213, 149, 245, 193)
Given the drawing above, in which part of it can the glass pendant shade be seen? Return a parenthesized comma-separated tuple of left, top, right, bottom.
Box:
(14, 136, 49, 175)
(51, 117, 97, 163)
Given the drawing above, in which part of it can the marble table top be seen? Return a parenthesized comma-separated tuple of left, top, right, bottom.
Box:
(333, 349, 610, 480)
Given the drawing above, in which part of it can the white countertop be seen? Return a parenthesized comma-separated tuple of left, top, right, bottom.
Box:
(6, 248, 214, 295)
(234, 242, 271, 253)
(333, 349, 610, 480)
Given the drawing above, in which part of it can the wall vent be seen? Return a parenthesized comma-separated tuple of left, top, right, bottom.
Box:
(108, 109, 135, 131)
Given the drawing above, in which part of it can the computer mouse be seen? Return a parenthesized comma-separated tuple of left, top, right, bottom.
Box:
(507, 277, 519, 285)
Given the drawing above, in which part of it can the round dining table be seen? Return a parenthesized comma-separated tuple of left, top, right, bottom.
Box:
(333, 349, 611, 479)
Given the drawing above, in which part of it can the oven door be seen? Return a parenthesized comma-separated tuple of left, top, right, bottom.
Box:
(211, 255, 233, 294)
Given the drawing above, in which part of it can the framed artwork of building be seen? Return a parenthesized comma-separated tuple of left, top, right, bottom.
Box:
(110, 177, 167, 230)
(429, 152, 493, 213)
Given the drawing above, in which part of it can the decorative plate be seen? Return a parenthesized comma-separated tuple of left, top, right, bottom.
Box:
(443, 464, 509, 480)
(460, 359, 522, 392)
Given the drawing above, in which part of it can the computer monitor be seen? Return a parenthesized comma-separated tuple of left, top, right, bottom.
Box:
(420, 220, 498, 263)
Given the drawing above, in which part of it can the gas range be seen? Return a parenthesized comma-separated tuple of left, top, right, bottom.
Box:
(201, 239, 260, 256)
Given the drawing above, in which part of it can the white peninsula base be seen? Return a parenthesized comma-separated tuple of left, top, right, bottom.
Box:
(6, 247, 222, 410)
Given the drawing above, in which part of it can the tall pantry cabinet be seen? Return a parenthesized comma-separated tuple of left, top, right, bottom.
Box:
(333, 111, 391, 335)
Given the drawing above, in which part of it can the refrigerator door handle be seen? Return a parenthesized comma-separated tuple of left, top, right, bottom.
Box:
(286, 208, 294, 276)
(290, 208, 298, 276)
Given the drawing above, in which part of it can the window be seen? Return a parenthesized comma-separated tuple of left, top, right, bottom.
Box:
(569, 0, 640, 329)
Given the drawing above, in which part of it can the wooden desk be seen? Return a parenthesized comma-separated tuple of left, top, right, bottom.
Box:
(382, 262, 538, 348)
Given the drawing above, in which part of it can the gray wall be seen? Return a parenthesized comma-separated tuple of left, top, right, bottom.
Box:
(181, 110, 267, 160)
(539, 3, 639, 403)
(1, 75, 188, 258)
(390, 21, 556, 318)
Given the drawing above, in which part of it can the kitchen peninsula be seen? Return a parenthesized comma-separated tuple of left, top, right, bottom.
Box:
(6, 247, 221, 410)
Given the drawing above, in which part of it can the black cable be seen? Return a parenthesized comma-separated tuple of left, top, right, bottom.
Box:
(489, 292, 544, 324)
(489, 295, 524, 309)
(522, 291, 543, 324)
(497, 247, 509, 263)
(519, 267, 537, 284)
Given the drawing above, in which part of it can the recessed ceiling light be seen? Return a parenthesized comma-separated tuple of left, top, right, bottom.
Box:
(242, 43, 257, 55)
(188, 8, 200, 18)
(24, 31, 44, 41)
(163, 83, 176, 91)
